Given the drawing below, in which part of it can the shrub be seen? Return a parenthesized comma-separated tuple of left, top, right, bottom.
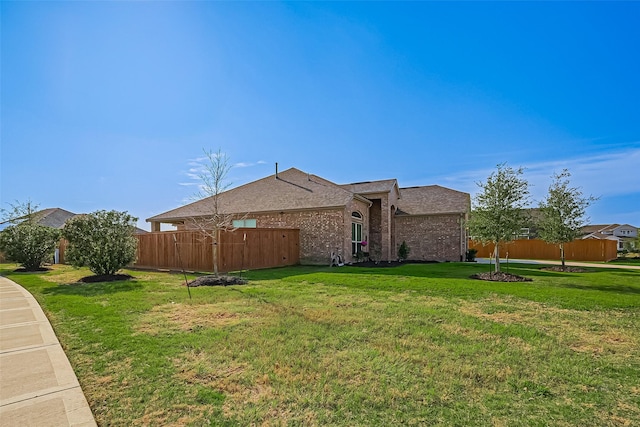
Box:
(398, 241, 410, 261)
(63, 210, 138, 276)
(0, 223, 60, 270)
(466, 248, 478, 262)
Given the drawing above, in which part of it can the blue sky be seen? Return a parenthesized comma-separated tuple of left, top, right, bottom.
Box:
(2, 1, 639, 230)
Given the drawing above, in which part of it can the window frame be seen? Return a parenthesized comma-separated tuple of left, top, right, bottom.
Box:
(232, 219, 257, 228)
(351, 211, 364, 256)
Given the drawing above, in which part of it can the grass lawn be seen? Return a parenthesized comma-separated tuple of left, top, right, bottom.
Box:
(2, 262, 640, 426)
(607, 257, 640, 267)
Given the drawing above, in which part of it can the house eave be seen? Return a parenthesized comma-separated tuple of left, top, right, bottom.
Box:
(354, 195, 374, 206)
(147, 205, 352, 224)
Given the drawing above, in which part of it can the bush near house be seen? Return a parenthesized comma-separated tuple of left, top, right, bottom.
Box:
(398, 240, 410, 260)
(63, 210, 137, 276)
(0, 223, 60, 270)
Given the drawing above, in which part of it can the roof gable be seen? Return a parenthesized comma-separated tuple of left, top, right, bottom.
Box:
(36, 208, 77, 228)
(396, 185, 470, 216)
(340, 179, 400, 196)
(0, 208, 78, 229)
(147, 168, 357, 222)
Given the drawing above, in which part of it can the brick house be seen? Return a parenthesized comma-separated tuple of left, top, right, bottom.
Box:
(147, 167, 470, 264)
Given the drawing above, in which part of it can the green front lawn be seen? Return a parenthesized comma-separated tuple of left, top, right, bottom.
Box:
(3, 262, 639, 426)
(609, 257, 640, 266)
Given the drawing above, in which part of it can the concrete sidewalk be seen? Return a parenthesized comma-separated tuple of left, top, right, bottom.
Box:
(476, 258, 640, 270)
(0, 276, 96, 426)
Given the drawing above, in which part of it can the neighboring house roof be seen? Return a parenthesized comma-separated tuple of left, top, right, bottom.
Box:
(395, 186, 470, 216)
(33, 208, 78, 228)
(147, 168, 364, 223)
(2, 208, 149, 233)
(340, 179, 399, 196)
(581, 223, 638, 240)
(583, 232, 617, 240)
(0, 208, 78, 229)
(581, 224, 611, 235)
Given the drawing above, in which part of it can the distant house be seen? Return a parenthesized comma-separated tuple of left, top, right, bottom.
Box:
(0, 207, 148, 234)
(0, 207, 148, 264)
(0, 207, 77, 231)
(581, 224, 638, 250)
(30, 208, 77, 229)
(147, 167, 470, 264)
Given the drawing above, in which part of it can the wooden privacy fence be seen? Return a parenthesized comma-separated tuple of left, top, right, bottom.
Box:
(134, 229, 300, 273)
(469, 239, 617, 262)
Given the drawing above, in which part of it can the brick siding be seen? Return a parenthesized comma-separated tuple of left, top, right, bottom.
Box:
(395, 214, 466, 261)
(250, 199, 371, 265)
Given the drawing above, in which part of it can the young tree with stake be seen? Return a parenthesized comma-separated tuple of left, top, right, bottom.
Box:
(467, 164, 530, 273)
(537, 169, 598, 270)
(188, 148, 239, 276)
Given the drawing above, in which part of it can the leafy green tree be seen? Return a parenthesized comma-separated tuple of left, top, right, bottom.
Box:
(63, 210, 138, 276)
(467, 164, 530, 272)
(537, 169, 597, 269)
(0, 200, 60, 270)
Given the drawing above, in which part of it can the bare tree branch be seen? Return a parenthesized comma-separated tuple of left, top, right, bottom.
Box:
(187, 148, 242, 276)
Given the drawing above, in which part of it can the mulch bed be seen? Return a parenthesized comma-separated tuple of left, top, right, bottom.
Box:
(470, 272, 532, 282)
(540, 266, 588, 273)
(187, 275, 248, 287)
(14, 267, 51, 273)
(349, 260, 439, 268)
(78, 274, 133, 283)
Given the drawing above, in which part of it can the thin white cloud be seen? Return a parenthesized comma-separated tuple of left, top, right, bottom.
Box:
(233, 160, 268, 168)
(187, 156, 208, 165)
(182, 157, 268, 192)
(433, 146, 640, 204)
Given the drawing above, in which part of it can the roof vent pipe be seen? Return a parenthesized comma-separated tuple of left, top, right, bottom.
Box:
(275, 162, 278, 180)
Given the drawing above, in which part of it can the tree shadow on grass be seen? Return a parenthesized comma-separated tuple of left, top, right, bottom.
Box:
(555, 282, 640, 295)
(240, 263, 582, 282)
(323, 263, 567, 280)
(217, 262, 634, 283)
(241, 265, 333, 281)
(42, 280, 144, 297)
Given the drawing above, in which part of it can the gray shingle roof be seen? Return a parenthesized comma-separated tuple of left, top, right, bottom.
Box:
(340, 179, 398, 195)
(148, 169, 471, 223)
(147, 168, 357, 222)
(32, 208, 77, 228)
(396, 186, 470, 216)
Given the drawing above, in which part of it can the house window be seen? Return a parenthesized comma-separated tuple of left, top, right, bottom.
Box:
(352, 222, 363, 256)
(232, 219, 257, 228)
(351, 212, 363, 256)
